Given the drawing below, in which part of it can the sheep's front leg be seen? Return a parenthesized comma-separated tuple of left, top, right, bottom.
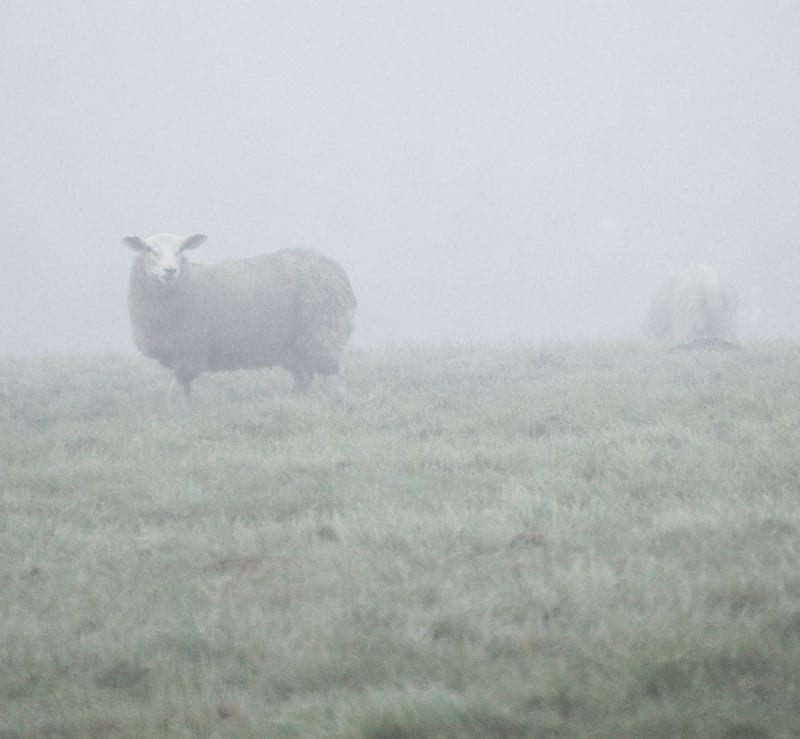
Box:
(168, 373, 192, 406)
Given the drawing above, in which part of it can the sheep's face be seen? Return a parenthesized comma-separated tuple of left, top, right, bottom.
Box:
(123, 233, 207, 286)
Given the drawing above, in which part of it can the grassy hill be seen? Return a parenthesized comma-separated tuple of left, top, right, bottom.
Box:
(2, 343, 800, 738)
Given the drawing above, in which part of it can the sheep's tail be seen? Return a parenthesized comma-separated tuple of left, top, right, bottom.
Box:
(341, 273, 357, 310)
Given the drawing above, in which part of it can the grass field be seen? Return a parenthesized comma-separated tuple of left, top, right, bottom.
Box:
(2, 343, 800, 738)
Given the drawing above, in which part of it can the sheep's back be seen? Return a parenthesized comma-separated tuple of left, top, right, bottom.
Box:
(194, 249, 355, 372)
(189, 253, 292, 370)
(672, 267, 737, 340)
(645, 266, 737, 344)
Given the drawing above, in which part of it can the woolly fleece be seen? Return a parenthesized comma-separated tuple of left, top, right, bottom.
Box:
(126, 237, 356, 399)
(644, 264, 737, 345)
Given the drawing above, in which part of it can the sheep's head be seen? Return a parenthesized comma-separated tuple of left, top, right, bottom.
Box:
(122, 232, 207, 286)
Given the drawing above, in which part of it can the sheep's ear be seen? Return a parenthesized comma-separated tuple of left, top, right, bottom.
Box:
(180, 233, 207, 251)
(122, 236, 147, 252)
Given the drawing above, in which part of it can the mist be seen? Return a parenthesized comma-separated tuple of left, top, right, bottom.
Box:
(2, 1, 799, 355)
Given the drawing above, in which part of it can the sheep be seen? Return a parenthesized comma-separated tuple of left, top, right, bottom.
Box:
(643, 264, 737, 347)
(122, 232, 356, 402)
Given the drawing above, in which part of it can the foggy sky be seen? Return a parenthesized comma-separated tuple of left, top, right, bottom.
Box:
(2, 1, 799, 354)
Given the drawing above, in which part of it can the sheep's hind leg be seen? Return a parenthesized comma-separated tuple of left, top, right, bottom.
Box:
(324, 369, 355, 411)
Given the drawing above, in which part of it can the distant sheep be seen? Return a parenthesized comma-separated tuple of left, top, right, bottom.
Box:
(644, 264, 737, 346)
(122, 233, 356, 401)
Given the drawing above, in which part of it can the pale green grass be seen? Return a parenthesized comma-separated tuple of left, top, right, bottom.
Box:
(1, 343, 800, 737)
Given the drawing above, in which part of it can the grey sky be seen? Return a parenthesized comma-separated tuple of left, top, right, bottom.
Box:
(2, 1, 799, 354)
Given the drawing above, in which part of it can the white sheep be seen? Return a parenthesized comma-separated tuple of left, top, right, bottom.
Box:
(643, 264, 737, 346)
(122, 232, 356, 402)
